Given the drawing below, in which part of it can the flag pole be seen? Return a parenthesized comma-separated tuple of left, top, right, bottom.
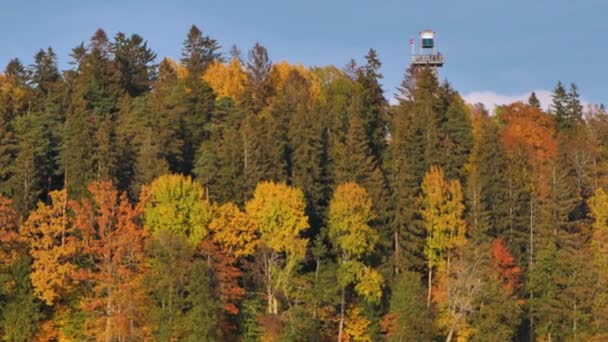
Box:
(410, 37, 415, 58)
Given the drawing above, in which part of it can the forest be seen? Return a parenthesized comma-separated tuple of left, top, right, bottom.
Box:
(0, 24, 607, 341)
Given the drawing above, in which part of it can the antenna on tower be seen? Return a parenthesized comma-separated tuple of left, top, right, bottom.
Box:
(411, 30, 444, 77)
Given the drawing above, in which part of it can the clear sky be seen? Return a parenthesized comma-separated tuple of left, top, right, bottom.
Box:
(2, 0, 606, 109)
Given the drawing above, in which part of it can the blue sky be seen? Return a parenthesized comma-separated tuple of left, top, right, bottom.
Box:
(1, 0, 606, 109)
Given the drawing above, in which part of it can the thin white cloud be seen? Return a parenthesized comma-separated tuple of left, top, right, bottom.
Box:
(462, 90, 554, 112)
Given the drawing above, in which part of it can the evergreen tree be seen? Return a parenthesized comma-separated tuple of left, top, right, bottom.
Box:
(60, 90, 95, 199)
(29, 47, 60, 95)
(467, 117, 510, 241)
(469, 242, 522, 341)
(180, 73, 216, 174)
(112, 32, 157, 97)
(528, 91, 541, 109)
(133, 126, 169, 196)
(383, 271, 432, 341)
(181, 25, 222, 75)
(1, 253, 42, 341)
(551, 81, 569, 131)
(195, 97, 246, 204)
(388, 67, 443, 272)
(356, 48, 388, 160)
(440, 94, 473, 182)
(288, 102, 326, 224)
(566, 83, 584, 127)
(246, 43, 273, 114)
(4, 58, 27, 82)
(11, 112, 51, 215)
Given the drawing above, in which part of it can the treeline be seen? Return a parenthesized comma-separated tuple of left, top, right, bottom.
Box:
(1, 24, 608, 341)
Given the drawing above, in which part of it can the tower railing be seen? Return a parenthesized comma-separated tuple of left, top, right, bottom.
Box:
(411, 53, 444, 65)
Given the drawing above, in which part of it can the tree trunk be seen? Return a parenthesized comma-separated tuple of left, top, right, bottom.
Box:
(338, 285, 345, 342)
(529, 198, 534, 342)
(445, 327, 454, 342)
(427, 267, 433, 308)
(105, 288, 113, 342)
(394, 231, 400, 275)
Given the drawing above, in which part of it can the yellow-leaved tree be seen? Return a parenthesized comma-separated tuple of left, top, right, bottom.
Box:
(419, 166, 467, 307)
(269, 61, 321, 101)
(328, 182, 383, 341)
(245, 181, 308, 314)
(209, 202, 258, 258)
(203, 57, 248, 104)
(19, 190, 78, 306)
(344, 306, 372, 342)
(141, 174, 213, 244)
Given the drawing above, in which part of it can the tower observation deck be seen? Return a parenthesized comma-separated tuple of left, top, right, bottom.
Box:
(410, 30, 444, 75)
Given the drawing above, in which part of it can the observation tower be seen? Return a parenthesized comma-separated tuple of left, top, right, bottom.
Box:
(410, 30, 444, 76)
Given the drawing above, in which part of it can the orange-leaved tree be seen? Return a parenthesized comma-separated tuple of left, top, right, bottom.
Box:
(70, 181, 149, 341)
(206, 202, 258, 317)
(492, 238, 522, 296)
(498, 102, 558, 197)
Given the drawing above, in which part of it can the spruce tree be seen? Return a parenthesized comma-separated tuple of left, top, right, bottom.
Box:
(0, 253, 42, 341)
(4, 58, 27, 82)
(384, 271, 432, 340)
(11, 112, 51, 214)
(551, 81, 569, 131)
(112, 32, 157, 97)
(528, 91, 541, 109)
(181, 25, 222, 75)
(195, 97, 246, 203)
(60, 90, 95, 199)
(357, 48, 388, 160)
(387, 67, 442, 272)
(441, 94, 473, 182)
(30, 47, 60, 95)
(566, 83, 583, 127)
(467, 117, 510, 241)
(289, 102, 326, 225)
(245, 43, 273, 114)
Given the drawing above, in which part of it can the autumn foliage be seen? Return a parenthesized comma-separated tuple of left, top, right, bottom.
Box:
(491, 239, 522, 295)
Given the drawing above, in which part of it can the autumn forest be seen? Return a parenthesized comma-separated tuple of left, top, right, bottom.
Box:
(1, 25, 608, 341)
